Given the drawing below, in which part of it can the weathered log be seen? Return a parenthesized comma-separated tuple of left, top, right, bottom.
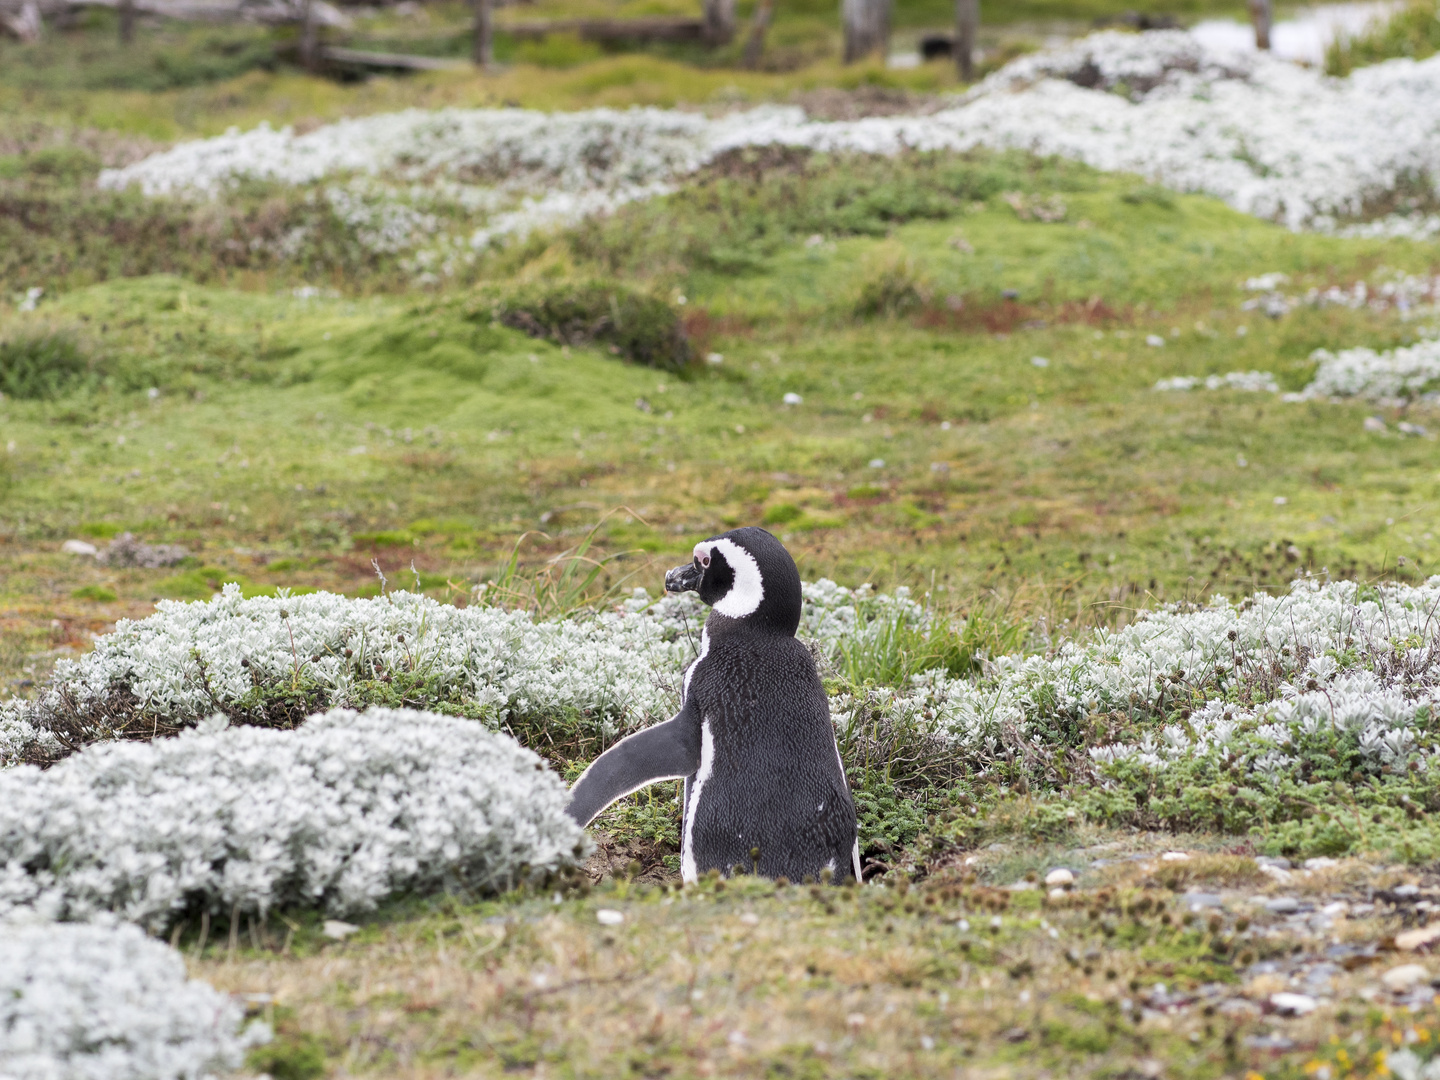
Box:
(321, 44, 468, 70)
(56, 0, 350, 28)
(502, 16, 707, 43)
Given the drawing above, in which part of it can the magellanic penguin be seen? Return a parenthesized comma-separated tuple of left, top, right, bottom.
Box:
(565, 526, 861, 884)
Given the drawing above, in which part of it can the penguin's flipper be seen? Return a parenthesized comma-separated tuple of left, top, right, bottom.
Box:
(565, 701, 702, 827)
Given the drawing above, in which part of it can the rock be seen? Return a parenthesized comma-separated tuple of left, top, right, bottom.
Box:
(1265, 896, 1301, 914)
(596, 909, 624, 926)
(1161, 851, 1190, 862)
(1393, 884, 1421, 899)
(97, 532, 189, 569)
(1387, 1049, 1423, 1080)
(1247, 973, 1288, 997)
(61, 539, 98, 556)
(1245, 1034, 1296, 1051)
(1255, 856, 1292, 870)
(1304, 857, 1338, 871)
(1382, 963, 1430, 992)
(322, 919, 360, 940)
(1049, 887, 1068, 899)
(1218, 998, 1261, 1018)
(1270, 992, 1318, 1016)
(1182, 891, 1224, 910)
(1396, 926, 1440, 952)
(1045, 868, 1075, 887)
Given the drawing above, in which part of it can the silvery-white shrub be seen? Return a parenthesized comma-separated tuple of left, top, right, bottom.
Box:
(0, 707, 589, 929)
(0, 581, 908, 766)
(96, 30, 1440, 250)
(0, 919, 269, 1080)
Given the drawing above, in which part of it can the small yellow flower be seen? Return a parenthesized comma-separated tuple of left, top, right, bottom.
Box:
(1246, 1072, 1266, 1080)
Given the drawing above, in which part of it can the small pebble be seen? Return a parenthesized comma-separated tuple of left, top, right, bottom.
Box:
(1270, 992, 1317, 1016)
(1382, 963, 1430, 991)
(1265, 897, 1301, 914)
(1044, 868, 1075, 887)
(596, 909, 624, 926)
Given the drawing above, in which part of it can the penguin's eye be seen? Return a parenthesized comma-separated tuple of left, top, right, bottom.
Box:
(698, 553, 711, 568)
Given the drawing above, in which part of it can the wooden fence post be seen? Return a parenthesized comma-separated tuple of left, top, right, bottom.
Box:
(1248, 0, 1271, 49)
(954, 0, 976, 80)
(118, 0, 134, 43)
(702, 0, 734, 45)
(741, 0, 774, 68)
(299, 0, 319, 70)
(472, 0, 492, 66)
(841, 0, 888, 63)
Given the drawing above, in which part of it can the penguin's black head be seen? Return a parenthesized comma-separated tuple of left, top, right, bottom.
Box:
(664, 526, 802, 635)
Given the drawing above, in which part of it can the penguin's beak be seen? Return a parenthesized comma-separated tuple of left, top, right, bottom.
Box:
(665, 561, 703, 594)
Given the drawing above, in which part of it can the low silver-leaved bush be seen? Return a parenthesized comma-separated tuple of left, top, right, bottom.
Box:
(0, 919, 269, 1080)
(0, 707, 588, 928)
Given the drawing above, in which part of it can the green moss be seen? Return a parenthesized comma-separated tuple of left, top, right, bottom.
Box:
(70, 584, 117, 602)
(352, 530, 417, 548)
(246, 1034, 326, 1080)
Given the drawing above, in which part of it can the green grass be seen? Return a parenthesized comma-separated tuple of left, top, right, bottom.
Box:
(3, 159, 1436, 612)
(1326, 0, 1440, 74)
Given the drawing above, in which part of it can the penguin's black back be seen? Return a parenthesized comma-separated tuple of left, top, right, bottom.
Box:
(684, 621, 856, 882)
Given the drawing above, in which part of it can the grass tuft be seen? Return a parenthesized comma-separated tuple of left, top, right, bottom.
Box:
(1326, 0, 1440, 74)
(0, 327, 94, 399)
(480, 280, 692, 373)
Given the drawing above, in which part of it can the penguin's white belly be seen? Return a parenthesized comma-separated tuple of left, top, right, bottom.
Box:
(679, 717, 715, 884)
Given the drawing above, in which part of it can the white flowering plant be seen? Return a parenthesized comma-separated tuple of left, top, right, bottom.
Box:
(0, 707, 588, 930)
(0, 919, 270, 1080)
(5, 574, 1440, 859)
(95, 30, 1440, 271)
(0, 579, 923, 768)
(840, 577, 1440, 858)
(0, 585, 703, 766)
(1156, 335, 1440, 405)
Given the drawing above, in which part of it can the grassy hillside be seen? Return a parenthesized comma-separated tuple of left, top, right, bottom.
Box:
(4, 21, 1440, 1080)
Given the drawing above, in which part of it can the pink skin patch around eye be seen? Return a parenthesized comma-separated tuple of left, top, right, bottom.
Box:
(693, 543, 711, 568)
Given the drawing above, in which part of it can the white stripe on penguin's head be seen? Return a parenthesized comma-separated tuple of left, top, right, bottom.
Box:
(696, 537, 765, 619)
